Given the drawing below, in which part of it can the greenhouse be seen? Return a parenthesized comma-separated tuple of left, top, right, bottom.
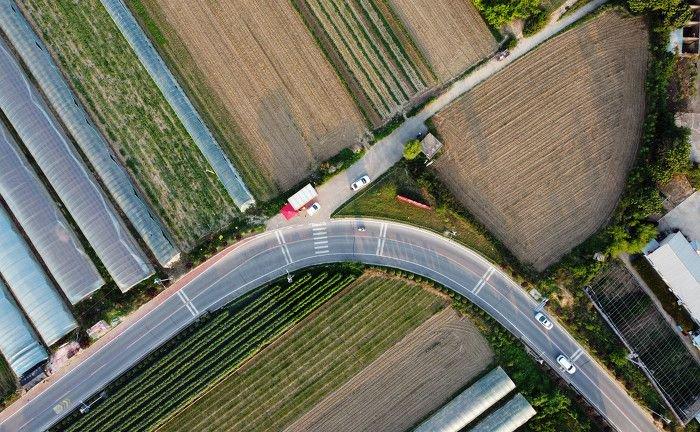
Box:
(0, 206, 77, 346)
(0, 123, 104, 304)
(0, 279, 47, 377)
(469, 393, 536, 432)
(0, 36, 154, 291)
(0, 1, 180, 268)
(415, 367, 515, 432)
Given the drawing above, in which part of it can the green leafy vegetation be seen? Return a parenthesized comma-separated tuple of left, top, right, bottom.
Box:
(52, 265, 363, 432)
(523, 7, 549, 36)
(472, 0, 543, 29)
(159, 272, 445, 431)
(402, 138, 422, 159)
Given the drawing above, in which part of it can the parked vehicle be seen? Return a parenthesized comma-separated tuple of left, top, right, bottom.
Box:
(495, 50, 510, 61)
(350, 175, 371, 191)
(557, 355, 576, 374)
(535, 312, 553, 330)
(307, 202, 321, 216)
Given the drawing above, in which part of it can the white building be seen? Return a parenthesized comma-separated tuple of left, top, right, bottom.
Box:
(645, 232, 700, 325)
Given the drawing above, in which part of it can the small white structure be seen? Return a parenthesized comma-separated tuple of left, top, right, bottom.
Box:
(287, 184, 318, 211)
(420, 133, 443, 160)
(645, 232, 700, 325)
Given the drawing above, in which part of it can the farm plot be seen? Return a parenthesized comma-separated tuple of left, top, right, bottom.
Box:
(18, 0, 238, 250)
(52, 267, 361, 432)
(158, 272, 447, 432)
(293, 0, 435, 126)
(287, 308, 493, 432)
(382, 0, 497, 81)
(125, 0, 366, 194)
(431, 12, 648, 270)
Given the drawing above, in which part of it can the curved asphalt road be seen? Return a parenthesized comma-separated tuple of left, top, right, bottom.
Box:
(0, 219, 658, 432)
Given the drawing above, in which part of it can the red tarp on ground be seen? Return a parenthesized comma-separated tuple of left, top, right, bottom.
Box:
(396, 195, 432, 210)
(281, 203, 299, 220)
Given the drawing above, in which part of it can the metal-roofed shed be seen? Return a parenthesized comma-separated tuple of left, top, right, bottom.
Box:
(414, 367, 515, 432)
(0, 35, 154, 292)
(469, 393, 536, 432)
(0, 205, 77, 346)
(0, 278, 47, 377)
(0, 0, 180, 268)
(288, 184, 318, 211)
(0, 122, 104, 304)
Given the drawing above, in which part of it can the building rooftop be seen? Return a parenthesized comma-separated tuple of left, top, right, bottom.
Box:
(420, 133, 443, 159)
(645, 232, 700, 324)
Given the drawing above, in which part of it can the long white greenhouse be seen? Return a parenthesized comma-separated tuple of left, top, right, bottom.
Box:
(0, 206, 77, 346)
(0, 36, 154, 291)
(469, 393, 536, 432)
(415, 367, 516, 432)
(0, 123, 104, 304)
(100, 0, 256, 210)
(0, 279, 47, 377)
(0, 0, 180, 268)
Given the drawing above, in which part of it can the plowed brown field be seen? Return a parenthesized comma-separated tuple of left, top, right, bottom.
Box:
(286, 308, 492, 432)
(432, 12, 648, 271)
(384, 0, 497, 82)
(130, 0, 367, 193)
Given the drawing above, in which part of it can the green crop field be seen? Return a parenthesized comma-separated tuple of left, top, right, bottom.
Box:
(19, 0, 241, 250)
(159, 272, 445, 432)
(51, 266, 363, 432)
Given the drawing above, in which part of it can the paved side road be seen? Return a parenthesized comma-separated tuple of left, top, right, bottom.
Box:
(0, 220, 659, 432)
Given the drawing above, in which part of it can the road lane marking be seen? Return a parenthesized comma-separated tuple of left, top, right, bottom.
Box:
(571, 348, 584, 362)
(180, 291, 199, 315)
(274, 230, 293, 264)
(376, 223, 387, 256)
(176, 291, 197, 317)
(472, 267, 494, 295)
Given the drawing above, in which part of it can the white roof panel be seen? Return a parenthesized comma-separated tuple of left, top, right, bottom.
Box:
(646, 232, 700, 323)
(0, 123, 104, 304)
(0, 35, 154, 292)
(469, 393, 536, 432)
(288, 184, 318, 210)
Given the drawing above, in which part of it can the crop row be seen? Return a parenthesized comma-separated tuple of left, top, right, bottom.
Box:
(59, 269, 357, 432)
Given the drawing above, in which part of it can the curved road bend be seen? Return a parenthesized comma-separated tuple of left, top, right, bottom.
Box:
(0, 219, 658, 432)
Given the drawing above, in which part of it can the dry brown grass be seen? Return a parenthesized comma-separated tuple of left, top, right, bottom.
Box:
(286, 308, 493, 432)
(432, 12, 648, 271)
(133, 0, 367, 193)
(384, 0, 497, 82)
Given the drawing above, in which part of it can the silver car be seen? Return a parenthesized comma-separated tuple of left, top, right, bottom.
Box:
(535, 312, 553, 330)
(350, 175, 371, 191)
(557, 355, 576, 374)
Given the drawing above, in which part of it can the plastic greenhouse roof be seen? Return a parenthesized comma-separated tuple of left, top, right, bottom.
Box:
(0, 278, 47, 377)
(0, 205, 77, 346)
(0, 123, 104, 304)
(0, 36, 154, 292)
(101, 0, 255, 210)
(0, 1, 180, 268)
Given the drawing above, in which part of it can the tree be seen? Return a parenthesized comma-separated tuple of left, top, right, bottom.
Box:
(628, 0, 691, 32)
(403, 139, 422, 160)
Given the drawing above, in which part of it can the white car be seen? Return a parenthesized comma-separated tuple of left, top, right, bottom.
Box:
(350, 175, 371, 191)
(535, 312, 553, 330)
(557, 355, 576, 374)
(306, 202, 321, 216)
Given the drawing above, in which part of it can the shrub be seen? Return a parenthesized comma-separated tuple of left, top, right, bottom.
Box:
(403, 139, 422, 160)
(523, 7, 549, 36)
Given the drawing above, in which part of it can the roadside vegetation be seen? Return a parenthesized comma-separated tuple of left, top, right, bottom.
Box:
(51, 265, 363, 432)
(0, 359, 15, 409)
(159, 272, 446, 431)
(334, 161, 514, 275)
(19, 0, 240, 250)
